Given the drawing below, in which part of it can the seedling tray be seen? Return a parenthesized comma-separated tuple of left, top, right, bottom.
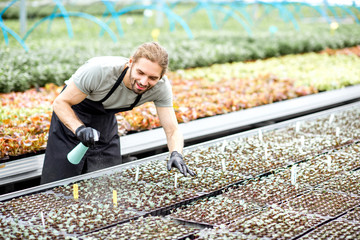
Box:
(1, 102, 360, 239)
(226, 207, 328, 239)
(296, 219, 360, 240)
(278, 189, 360, 218)
(80, 216, 200, 240)
(0, 190, 143, 237)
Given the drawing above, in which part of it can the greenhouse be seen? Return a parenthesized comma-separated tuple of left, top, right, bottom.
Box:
(1, 0, 360, 239)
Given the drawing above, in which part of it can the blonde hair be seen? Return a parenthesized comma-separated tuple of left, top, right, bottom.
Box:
(131, 42, 169, 77)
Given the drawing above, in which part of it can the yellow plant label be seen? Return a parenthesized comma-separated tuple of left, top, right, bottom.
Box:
(113, 190, 117, 207)
(151, 28, 160, 42)
(73, 184, 79, 200)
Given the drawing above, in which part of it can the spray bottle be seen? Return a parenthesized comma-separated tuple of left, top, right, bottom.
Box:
(67, 129, 99, 164)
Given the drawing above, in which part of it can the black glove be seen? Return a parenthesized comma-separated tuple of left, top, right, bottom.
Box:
(167, 151, 196, 177)
(75, 125, 99, 148)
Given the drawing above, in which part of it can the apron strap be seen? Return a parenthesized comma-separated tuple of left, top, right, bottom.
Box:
(100, 66, 142, 112)
(100, 66, 128, 103)
(116, 94, 142, 112)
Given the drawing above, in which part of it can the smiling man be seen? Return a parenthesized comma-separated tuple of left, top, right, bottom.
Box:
(41, 42, 195, 184)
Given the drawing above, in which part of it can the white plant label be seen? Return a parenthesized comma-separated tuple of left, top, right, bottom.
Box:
(222, 158, 226, 172)
(336, 127, 340, 137)
(326, 155, 332, 170)
(221, 140, 227, 153)
(296, 122, 301, 133)
(264, 147, 268, 160)
(329, 114, 335, 124)
(41, 211, 45, 228)
(301, 136, 305, 147)
(299, 147, 304, 154)
(174, 172, 178, 188)
(135, 166, 139, 182)
(291, 165, 297, 185)
(258, 129, 263, 142)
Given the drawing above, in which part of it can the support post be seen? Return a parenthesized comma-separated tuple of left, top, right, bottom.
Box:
(19, 0, 27, 36)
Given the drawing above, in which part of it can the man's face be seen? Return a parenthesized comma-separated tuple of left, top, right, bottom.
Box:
(129, 58, 162, 95)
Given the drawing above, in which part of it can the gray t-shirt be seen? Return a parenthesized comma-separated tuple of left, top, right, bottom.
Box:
(65, 56, 173, 109)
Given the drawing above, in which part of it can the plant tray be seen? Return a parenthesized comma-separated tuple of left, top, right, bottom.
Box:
(2, 103, 360, 238)
(0, 217, 69, 239)
(278, 190, 360, 218)
(194, 227, 253, 240)
(341, 206, 360, 223)
(81, 216, 200, 240)
(317, 171, 360, 197)
(169, 195, 262, 226)
(299, 219, 360, 239)
(277, 159, 348, 188)
(53, 175, 204, 216)
(226, 206, 326, 239)
(222, 174, 311, 206)
(0, 191, 141, 236)
(118, 158, 249, 194)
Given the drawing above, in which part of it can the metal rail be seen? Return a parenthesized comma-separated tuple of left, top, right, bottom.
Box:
(1, 85, 360, 190)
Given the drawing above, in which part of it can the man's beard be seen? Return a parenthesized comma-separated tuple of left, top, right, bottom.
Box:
(129, 67, 152, 95)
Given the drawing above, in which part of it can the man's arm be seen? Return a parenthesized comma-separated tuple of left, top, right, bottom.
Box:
(156, 106, 183, 153)
(157, 106, 195, 177)
(53, 81, 88, 134)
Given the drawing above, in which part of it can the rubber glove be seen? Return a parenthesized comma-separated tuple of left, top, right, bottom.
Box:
(75, 125, 99, 148)
(167, 151, 196, 177)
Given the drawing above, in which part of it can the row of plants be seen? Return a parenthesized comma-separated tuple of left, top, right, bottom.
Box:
(1, 102, 360, 239)
(3, 1, 359, 20)
(179, 50, 360, 91)
(0, 84, 58, 159)
(1, 20, 360, 92)
(0, 1, 140, 20)
(1, 47, 360, 159)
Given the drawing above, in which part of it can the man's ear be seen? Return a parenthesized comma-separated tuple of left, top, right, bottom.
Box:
(128, 58, 133, 66)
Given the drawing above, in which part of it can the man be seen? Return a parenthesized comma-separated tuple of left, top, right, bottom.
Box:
(41, 42, 195, 184)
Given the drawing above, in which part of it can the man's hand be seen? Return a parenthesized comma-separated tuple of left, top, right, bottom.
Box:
(167, 151, 196, 177)
(75, 125, 99, 148)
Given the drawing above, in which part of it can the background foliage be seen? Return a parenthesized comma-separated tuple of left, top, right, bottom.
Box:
(1, 1, 360, 92)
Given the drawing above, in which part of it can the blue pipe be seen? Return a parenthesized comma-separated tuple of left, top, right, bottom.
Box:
(0, 21, 29, 51)
(23, 12, 118, 42)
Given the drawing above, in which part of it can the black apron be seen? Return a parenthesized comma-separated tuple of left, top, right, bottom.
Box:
(41, 67, 141, 184)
